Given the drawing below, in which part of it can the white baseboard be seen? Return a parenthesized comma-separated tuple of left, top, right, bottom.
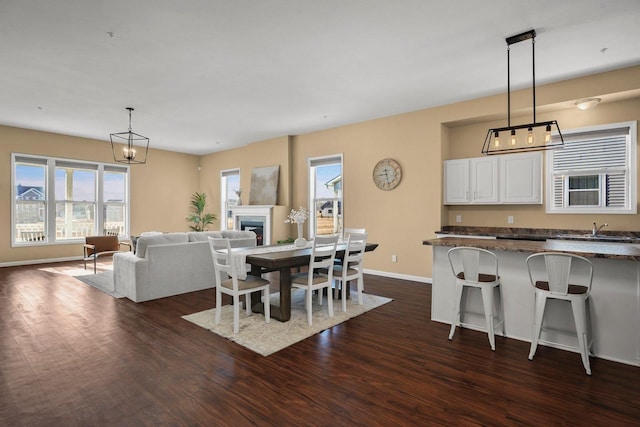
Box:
(363, 268, 432, 284)
(0, 256, 83, 268)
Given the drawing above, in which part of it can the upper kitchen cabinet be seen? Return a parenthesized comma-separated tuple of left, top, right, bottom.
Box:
(443, 159, 469, 203)
(444, 152, 541, 205)
(444, 157, 498, 204)
(500, 152, 542, 204)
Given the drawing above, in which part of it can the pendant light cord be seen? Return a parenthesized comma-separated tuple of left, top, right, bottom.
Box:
(507, 46, 510, 127)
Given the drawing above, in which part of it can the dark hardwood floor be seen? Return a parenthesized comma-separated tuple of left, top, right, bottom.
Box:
(1, 260, 639, 426)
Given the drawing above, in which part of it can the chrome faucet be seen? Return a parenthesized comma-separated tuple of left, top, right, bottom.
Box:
(592, 222, 608, 236)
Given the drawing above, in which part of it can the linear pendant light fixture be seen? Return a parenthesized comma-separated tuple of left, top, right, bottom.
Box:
(482, 29, 564, 155)
(110, 107, 149, 164)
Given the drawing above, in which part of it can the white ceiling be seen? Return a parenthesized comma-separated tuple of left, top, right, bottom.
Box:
(1, 0, 639, 155)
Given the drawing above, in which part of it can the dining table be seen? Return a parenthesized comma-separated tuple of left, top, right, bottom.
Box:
(243, 241, 378, 322)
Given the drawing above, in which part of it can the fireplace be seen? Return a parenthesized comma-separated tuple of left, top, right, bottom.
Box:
(231, 205, 273, 246)
(239, 219, 264, 246)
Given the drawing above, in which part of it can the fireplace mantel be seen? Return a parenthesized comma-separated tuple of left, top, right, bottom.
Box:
(230, 205, 274, 245)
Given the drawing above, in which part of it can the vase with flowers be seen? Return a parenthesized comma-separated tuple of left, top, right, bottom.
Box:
(285, 206, 309, 247)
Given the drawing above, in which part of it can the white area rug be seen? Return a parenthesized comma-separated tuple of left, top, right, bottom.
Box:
(73, 271, 123, 298)
(182, 289, 392, 356)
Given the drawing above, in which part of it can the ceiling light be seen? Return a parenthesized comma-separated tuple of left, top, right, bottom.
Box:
(110, 107, 150, 164)
(482, 29, 564, 155)
(575, 98, 601, 110)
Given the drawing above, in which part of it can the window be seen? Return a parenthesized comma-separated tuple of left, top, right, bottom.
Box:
(308, 155, 343, 238)
(103, 169, 127, 236)
(546, 121, 637, 214)
(55, 163, 96, 240)
(220, 169, 240, 230)
(12, 154, 129, 246)
(15, 159, 48, 243)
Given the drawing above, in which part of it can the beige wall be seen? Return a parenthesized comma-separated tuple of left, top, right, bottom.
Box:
(3, 65, 640, 279)
(0, 125, 199, 264)
(198, 136, 292, 243)
(288, 111, 440, 278)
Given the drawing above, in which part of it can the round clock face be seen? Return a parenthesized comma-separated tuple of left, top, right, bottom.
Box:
(372, 158, 402, 190)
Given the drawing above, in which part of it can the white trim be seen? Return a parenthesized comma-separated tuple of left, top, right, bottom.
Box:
(363, 268, 432, 284)
(0, 255, 83, 268)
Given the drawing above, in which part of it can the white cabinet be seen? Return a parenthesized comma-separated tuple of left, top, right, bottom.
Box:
(444, 157, 498, 204)
(444, 159, 470, 203)
(500, 152, 542, 204)
(471, 157, 499, 203)
(444, 152, 541, 205)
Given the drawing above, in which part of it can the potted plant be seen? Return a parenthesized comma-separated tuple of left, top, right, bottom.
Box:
(186, 192, 217, 231)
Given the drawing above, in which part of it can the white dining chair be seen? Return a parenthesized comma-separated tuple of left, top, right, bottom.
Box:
(447, 246, 505, 351)
(331, 232, 368, 311)
(526, 252, 594, 375)
(343, 227, 366, 239)
(291, 234, 339, 325)
(208, 237, 270, 334)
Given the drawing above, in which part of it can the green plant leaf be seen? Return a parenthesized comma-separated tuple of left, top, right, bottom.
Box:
(186, 192, 217, 232)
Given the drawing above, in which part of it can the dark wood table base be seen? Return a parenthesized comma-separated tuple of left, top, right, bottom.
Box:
(250, 265, 293, 322)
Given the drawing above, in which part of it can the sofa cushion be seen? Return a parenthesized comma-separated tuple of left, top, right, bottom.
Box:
(187, 231, 223, 242)
(136, 233, 189, 258)
(222, 230, 256, 239)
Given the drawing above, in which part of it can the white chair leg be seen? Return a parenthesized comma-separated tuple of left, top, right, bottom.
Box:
(215, 287, 222, 325)
(306, 289, 313, 326)
(327, 286, 334, 318)
(529, 292, 547, 360)
(245, 295, 251, 316)
(318, 287, 323, 305)
(233, 295, 241, 334)
(357, 276, 364, 305)
(571, 298, 592, 375)
(449, 283, 464, 341)
(480, 286, 496, 351)
(341, 281, 347, 312)
(586, 297, 593, 355)
(263, 289, 270, 324)
(495, 285, 506, 337)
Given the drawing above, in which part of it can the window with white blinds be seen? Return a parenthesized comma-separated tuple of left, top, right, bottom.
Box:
(546, 121, 637, 214)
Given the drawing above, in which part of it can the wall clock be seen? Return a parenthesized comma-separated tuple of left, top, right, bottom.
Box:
(372, 158, 402, 190)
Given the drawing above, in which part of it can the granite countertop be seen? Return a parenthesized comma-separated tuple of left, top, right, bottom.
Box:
(435, 226, 640, 243)
(424, 236, 640, 261)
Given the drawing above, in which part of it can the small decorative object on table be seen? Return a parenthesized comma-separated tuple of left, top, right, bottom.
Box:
(285, 206, 309, 248)
(234, 189, 243, 205)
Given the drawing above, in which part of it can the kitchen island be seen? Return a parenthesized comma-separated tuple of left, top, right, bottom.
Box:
(424, 236, 640, 367)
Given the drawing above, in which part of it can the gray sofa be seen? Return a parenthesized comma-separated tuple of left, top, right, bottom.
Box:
(113, 230, 256, 302)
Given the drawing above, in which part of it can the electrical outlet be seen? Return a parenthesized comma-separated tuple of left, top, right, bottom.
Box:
(391, 255, 397, 263)
(508, 215, 514, 224)
(455, 215, 462, 223)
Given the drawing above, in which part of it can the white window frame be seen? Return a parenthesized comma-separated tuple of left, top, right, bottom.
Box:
(11, 153, 130, 246)
(308, 154, 343, 238)
(220, 168, 240, 231)
(545, 121, 637, 214)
